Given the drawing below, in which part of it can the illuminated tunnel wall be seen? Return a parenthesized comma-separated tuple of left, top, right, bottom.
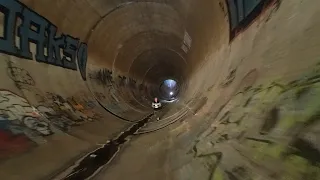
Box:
(1, 0, 320, 180)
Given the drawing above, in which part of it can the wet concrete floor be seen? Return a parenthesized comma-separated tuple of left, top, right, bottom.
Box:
(62, 114, 153, 180)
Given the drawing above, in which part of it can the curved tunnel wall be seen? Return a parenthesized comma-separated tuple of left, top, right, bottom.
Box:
(1, 0, 320, 180)
(0, 0, 193, 178)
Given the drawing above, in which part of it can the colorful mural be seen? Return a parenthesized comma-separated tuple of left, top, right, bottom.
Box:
(0, 60, 103, 160)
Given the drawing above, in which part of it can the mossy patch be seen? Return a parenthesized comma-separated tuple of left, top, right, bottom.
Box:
(266, 144, 286, 158)
(282, 155, 309, 180)
(245, 140, 269, 161)
(260, 107, 280, 135)
(212, 167, 224, 180)
(277, 115, 298, 131)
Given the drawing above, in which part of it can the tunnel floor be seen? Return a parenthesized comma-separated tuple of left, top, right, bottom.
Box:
(57, 114, 152, 180)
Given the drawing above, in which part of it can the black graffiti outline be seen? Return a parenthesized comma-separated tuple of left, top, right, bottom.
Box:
(0, 0, 88, 80)
(7, 61, 35, 86)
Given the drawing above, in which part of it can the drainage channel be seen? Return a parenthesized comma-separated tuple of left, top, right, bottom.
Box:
(57, 114, 153, 180)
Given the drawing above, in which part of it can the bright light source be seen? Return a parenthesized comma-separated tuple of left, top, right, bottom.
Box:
(170, 92, 174, 95)
(164, 79, 177, 88)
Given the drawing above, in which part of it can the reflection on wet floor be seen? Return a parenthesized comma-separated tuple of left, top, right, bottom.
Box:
(63, 114, 152, 180)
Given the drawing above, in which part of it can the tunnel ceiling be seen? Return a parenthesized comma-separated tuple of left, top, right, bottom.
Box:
(86, 1, 188, 86)
(114, 33, 187, 83)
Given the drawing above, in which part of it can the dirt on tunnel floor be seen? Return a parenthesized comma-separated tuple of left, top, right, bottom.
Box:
(1, 0, 320, 180)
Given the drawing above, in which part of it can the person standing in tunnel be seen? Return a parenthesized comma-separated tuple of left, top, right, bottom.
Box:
(152, 97, 162, 120)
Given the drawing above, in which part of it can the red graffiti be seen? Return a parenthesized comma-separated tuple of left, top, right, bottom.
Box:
(0, 130, 34, 159)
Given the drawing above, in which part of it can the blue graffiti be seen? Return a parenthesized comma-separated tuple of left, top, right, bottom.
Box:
(0, 0, 88, 80)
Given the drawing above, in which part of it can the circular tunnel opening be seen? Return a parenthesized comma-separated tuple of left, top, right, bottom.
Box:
(159, 79, 179, 101)
(85, 1, 189, 120)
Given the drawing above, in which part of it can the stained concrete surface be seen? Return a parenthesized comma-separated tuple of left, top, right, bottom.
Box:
(1, 0, 320, 180)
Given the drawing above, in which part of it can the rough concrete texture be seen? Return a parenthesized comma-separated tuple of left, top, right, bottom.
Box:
(0, 0, 320, 180)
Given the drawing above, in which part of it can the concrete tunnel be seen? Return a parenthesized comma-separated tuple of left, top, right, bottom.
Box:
(1, 0, 320, 179)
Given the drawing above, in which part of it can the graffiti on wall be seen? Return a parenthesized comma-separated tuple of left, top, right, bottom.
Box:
(0, 0, 151, 161)
(7, 60, 101, 123)
(117, 75, 127, 87)
(0, 90, 53, 136)
(0, 59, 104, 160)
(189, 66, 320, 180)
(0, 88, 102, 160)
(128, 78, 136, 89)
(8, 65, 35, 87)
(227, 0, 281, 39)
(0, 0, 88, 80)
(0, 90, 53, 159)
(0, 115, 36, 160)
(89, 68, 149, 104)
(89, 69, 113, 87)
(88, 69, 120, 111)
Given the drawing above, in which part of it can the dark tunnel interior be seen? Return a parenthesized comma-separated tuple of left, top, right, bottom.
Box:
(1, 0, 320, 180)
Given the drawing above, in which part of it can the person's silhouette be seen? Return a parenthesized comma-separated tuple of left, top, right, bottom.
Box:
(152, 97, 162, 120)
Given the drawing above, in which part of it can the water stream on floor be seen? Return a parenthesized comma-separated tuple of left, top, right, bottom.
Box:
(62, 114, 152, 180)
